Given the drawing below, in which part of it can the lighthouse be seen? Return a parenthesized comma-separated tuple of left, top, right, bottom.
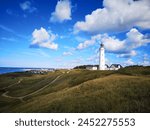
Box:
(99, 43, 105, 70)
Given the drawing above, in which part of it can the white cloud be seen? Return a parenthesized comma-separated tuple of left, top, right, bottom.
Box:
(31, 27, 58, 50)
(74, 0, 150, 34)
(50, 0, 72, 23)
(124, 59, 135, 66)
(104, 28, 150, 53)
(126, 28, 150, 48)
(75, 36, 86, 42)
(143, 61, 150, 66)
(20, 1, 37, 13)
(142, 54, 150, 66)
(77, 34, 101, 49)
(117, 50, 137, 58)
(63, 51, 73, 56)
(102, 28, 150, 55)
(77, 33, 125, 51)
(101, 34, 125, 53)
(77, 28, 150, 57)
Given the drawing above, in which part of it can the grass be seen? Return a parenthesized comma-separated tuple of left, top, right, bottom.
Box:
(0, 66, 150, 113)
(117, 66, 150, 75)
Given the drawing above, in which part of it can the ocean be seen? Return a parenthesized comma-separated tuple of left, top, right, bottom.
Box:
(0, 67, 54, 74)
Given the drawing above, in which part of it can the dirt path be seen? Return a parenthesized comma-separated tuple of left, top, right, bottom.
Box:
(2, 91, 24, 102)
(3, 79, 23, 89)
(1, 74, 62, 101)
(21, 75, 62, 98)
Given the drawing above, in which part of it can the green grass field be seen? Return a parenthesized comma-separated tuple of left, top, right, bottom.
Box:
(0, 66, 150, 113)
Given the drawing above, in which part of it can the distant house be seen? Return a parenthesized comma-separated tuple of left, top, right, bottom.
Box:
(109, 64, 122, 70)
(105, 64, 109, 70)
(86, 65, 98, 70)
(78, 64, 123, 71)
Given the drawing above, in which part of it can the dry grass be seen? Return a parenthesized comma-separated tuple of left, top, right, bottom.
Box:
(12, 74, 150, 113)
(0, 67, 150, 113)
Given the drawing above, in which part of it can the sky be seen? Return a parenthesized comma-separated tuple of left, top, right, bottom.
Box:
(0, 0, 150, 68)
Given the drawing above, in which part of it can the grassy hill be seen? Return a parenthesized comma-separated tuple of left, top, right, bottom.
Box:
(0, 66, 150, 112)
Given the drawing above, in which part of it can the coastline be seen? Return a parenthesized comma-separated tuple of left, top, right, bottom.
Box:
(0, 67, 54, 74)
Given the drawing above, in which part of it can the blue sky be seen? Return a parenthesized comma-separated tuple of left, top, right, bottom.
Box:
(0, 0, 150, 68)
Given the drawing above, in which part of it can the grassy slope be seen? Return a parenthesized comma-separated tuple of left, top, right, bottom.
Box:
(0, 66, 150, 112)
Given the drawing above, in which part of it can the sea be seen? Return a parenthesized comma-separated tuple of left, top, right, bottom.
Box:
(0, 67, 54, 74)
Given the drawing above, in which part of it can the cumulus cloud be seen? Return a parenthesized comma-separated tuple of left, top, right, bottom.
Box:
(102, 28, 150, 57)
(74, 0, 150, 34)
(126, 28, 150, 48)
(20, 1, 37, 13)
(77, 34, 101, 50)
(77, 28, 150, 57)
(50, 0, 72, 23)
(101, 34, 125, 53)
(31, 27, 58, 50)
(77, 33, 125, 51)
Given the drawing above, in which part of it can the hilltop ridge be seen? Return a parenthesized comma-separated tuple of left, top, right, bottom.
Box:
(0, 66, 150, 112)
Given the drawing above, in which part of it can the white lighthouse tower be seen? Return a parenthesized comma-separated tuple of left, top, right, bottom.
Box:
(99, 43, 105, 70)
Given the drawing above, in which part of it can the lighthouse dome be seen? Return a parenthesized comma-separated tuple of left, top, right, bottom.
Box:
(101, 43, 104, 47)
